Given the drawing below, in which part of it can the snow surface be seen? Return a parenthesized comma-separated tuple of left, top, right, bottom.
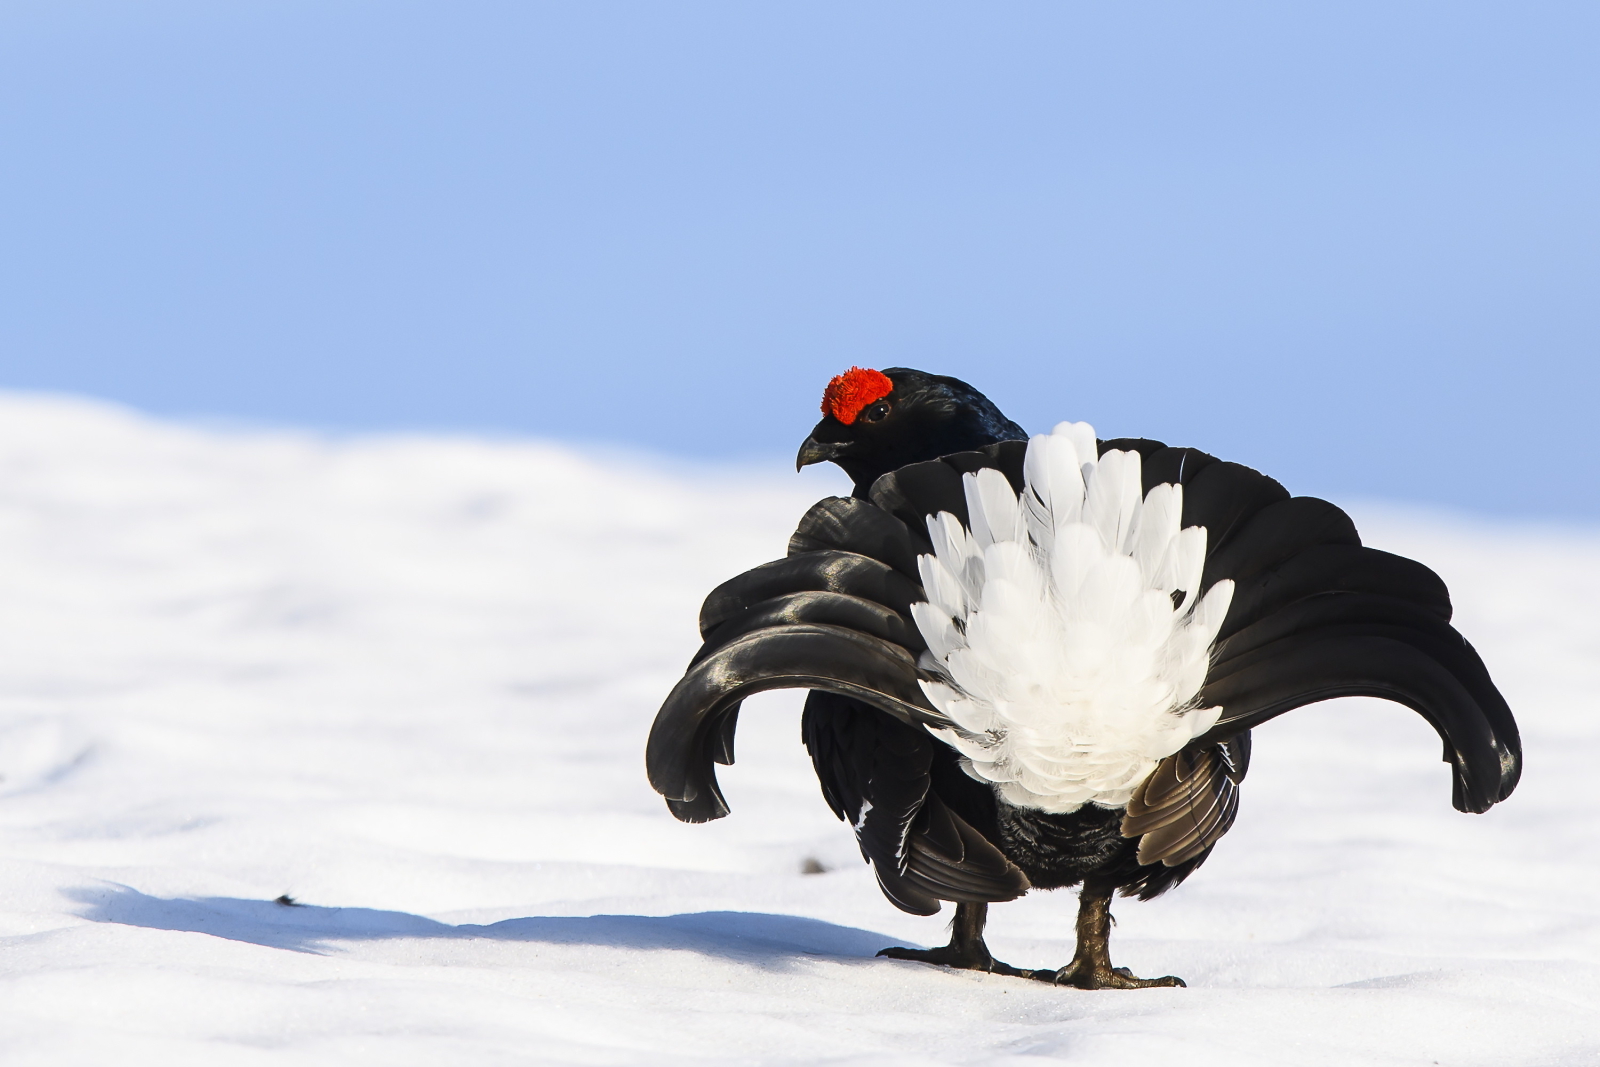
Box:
(0, 392, 1594, 1066)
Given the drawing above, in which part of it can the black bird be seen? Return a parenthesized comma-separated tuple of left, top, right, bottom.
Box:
(795, 367, 1027, 496)
(648, 366, 1520, 988)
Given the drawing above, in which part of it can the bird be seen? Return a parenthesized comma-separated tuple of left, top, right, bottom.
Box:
(647, 365, 1520, 988)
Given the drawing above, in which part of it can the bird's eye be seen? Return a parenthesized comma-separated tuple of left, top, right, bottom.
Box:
(859, 400, 891, 423)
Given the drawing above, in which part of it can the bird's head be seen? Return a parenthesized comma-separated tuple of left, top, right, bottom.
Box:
(796, 366, 1027, 496)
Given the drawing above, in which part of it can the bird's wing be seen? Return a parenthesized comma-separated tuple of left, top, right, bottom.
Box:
(1122, 734, 1251, 871)
(1130, 445, 1520, 814)
(803, 691, 1028, 914)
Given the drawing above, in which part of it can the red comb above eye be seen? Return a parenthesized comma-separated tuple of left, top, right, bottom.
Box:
(822, 367, 893, 425)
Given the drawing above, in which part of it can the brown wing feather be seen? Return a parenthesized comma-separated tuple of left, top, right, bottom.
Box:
(1123, 742, 1245, 867)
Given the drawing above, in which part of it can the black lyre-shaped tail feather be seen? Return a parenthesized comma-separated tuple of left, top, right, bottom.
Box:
(648, 505, 949, 824)
(647, 619, 946, 822)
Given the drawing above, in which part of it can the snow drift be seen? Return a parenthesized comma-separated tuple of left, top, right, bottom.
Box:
(0, 392, 1593, 1066)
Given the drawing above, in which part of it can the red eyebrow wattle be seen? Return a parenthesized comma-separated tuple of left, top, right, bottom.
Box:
(822, 367, 893, 424)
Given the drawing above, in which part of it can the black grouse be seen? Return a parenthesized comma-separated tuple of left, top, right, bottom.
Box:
(647, 366, 1520, 988)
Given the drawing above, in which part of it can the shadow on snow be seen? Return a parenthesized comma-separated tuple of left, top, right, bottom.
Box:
(65, 884, 911, 964)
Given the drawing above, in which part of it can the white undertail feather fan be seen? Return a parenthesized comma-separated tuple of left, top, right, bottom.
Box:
(911, 422, 1236, 814)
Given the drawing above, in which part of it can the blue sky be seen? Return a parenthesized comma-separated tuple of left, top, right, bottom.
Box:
(1, 2, 1595, 516)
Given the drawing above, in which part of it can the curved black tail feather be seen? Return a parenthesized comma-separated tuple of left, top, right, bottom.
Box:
(697, 551, 923, 638)
(646, 622, 945, 823)
(1199, 629, 1518, 812)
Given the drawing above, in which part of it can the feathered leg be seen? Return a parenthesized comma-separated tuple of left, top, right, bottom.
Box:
(877, 902, 1034, 977)
(1045, 879, 1185, 989)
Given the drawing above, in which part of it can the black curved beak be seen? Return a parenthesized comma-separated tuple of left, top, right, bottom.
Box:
(796, 435, 850, 471)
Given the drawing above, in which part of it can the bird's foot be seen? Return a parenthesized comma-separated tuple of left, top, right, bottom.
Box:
(877, 943, 1035, 979)
(1040, 960, 1185, 990)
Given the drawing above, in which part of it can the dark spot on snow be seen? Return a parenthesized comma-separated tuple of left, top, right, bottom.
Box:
(274, 894, 300, 907)
(800, 857, 828, 875)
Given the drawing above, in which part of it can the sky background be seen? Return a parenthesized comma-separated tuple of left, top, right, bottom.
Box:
(0, 1, 1595, 517)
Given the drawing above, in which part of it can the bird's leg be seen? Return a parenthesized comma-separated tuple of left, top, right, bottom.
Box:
(1044, 878, 1185, 989)
(877, 902, 1035, 978)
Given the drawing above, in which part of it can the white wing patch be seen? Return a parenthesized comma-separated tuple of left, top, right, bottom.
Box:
(911, 423, 1235, 814)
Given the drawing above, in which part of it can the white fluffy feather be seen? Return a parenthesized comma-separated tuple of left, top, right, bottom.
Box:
(911, 422, 1235, 813)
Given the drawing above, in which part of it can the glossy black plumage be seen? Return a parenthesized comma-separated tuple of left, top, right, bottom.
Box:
(802, 690, 1028, 915)
(647, 621, 941, 822)
(648, 370, 1521, 986)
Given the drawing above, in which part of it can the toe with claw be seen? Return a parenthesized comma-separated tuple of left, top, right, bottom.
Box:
(1045, 961, 1186, 989)
(877, 902, 1037, 978)
(1041, 878, 1187, 990)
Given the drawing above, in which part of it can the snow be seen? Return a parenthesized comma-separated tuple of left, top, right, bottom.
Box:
(0, 392, 1594, 1066)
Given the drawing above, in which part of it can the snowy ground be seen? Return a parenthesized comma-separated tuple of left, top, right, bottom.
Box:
(0, 392, 1594, 1066)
